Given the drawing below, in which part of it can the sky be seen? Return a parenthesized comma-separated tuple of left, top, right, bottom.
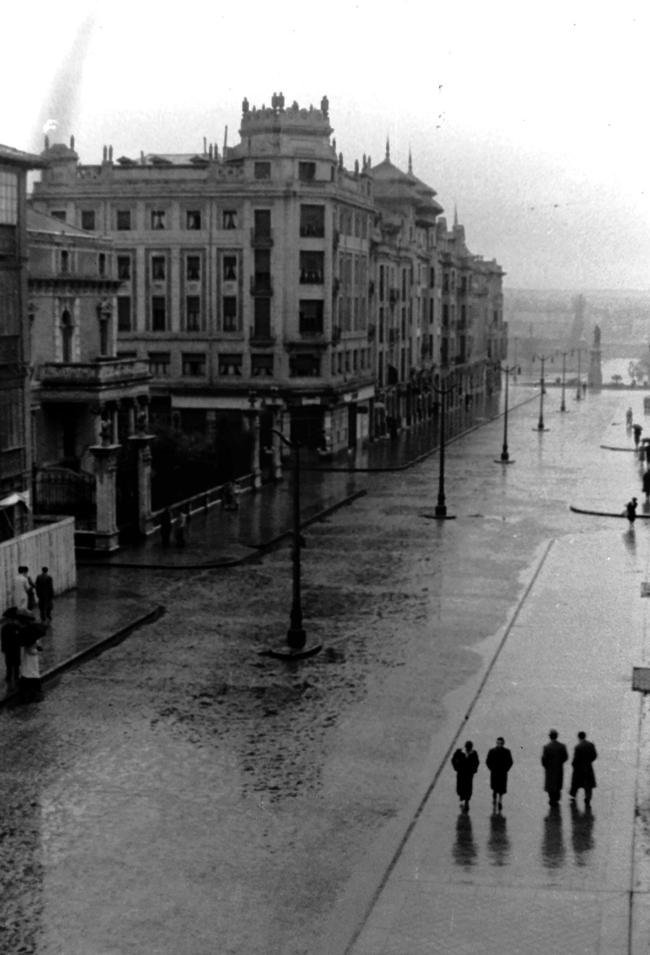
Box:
(5, 0, 650, 290)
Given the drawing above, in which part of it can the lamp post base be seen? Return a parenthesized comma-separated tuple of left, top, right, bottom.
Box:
(259, 642, 323, 661)
(495, 457, 515, 464)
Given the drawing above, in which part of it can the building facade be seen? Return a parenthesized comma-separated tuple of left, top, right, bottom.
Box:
(30, 94, 505, 477)
(0, 145, 44, 541)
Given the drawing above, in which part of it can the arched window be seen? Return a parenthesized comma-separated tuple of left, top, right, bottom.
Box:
(61, 310, 73, 363)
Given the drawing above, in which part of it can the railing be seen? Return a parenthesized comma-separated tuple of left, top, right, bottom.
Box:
(40, 358, 152, 386)
(249, 325, 276, 346)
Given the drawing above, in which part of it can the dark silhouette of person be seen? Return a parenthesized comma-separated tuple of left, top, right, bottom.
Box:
(626, 497, 638, 526)
(633, 423, 643, 448)
(35, 567, 54, 622)
(541, 729, 568, 807)
(569, 731, 597, 807)
(451, 740, 480, 812)
(1, 608, 22, 686)
(486, 736, 513, 812)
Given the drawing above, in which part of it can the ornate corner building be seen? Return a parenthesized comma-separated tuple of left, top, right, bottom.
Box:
(30, 93, 505, 471)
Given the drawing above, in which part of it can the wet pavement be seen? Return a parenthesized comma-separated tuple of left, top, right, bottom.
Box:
(2, 385, 650, 954)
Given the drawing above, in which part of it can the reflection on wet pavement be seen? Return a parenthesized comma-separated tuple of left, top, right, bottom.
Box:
(542, 805, 566, 869)
(487, 812, 510, 867)
(453, 812, 478, 868)
(571, 804, 595, 866)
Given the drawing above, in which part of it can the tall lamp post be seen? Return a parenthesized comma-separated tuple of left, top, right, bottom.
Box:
(434, 382, 455, 518)
(533, 352, 554, 431)
(575, 346, 585, 400)
(558, 349, 572, 412)
(495, 364, 517, 464)
(269, 429, 311, 654)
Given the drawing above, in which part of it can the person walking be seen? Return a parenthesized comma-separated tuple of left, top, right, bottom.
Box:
(569, 731, 597, 807)
(633, 423, 643, 448)
(626, 497, 638, 525)
(627, 407, 634, 429)
(486, 736, 514, 812)
(1, 608, 22, 687)
(35, 567, 54, 622)
(14, 566, 34, 612)
(451, 740, 480, 812)
(541, 729, 569, 807)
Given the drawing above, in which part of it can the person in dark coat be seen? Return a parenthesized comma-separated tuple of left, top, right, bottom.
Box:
(569, 731, 597, 807)
(35, 567, 54, 622)
(633, 423, 643, 448)
(626, 498, 638, 525)
(1, 608, 22, 686)
(542, 729, 569, 807)
(451, 740, 480, 812)
(486, 736, 514, 812)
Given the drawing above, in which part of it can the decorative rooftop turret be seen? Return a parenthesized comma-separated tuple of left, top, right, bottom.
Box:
(239, 93, 333, 139)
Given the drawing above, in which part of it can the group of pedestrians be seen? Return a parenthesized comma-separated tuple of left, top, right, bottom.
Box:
(0, 565, 56, 704)
(451, 729, 597, 812)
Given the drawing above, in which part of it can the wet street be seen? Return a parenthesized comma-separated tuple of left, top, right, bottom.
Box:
(2, 385, 650, 954)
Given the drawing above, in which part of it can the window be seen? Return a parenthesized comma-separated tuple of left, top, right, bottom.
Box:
(218, 353, 242, 376)
(223, 210, 237, 230)
(251, 354, 273, 377)
(117, 297, 132, 331)
(151, 296, 166, 331)
(117, 255, 131, 280)
(98, 253, 106, 276)
(51, 210, 66, 222)
(300, 205, 324, 237)
(151, 210, 166, 230)
(186, 210, 202, 230)
(222, 296, 238, 331)
(253, 209, 271, 238)
(186, 255, 201, 281)
(151, 256, 166, 281)
(0, 171, 18, 224)
(298, 162, 316, 182)
(223, 255, 237, 281)
(116, 209, 131, 230)
(148, 352, 170, 376)
(182, 353, 206, 376)
(185, 296, 201, 331)
(81, 210, 96, 230)
(300, 251, 324, 284)
(289, 353, 320, 377)
(254, 162, 271, 180)
(299, 300, 324, 335)
(253, 297, 271, 338)
(60, 250, 70, 274)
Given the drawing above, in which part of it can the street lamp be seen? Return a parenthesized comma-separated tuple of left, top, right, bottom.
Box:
(558, 349, 572, 412)
(495, 364, 517, 464)
(433, 381, 455, 518)
(533, 352, 554, 431)
(575, 346, 585, 400)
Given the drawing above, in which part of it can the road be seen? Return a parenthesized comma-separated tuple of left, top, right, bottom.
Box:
(0, 385, 647, 954)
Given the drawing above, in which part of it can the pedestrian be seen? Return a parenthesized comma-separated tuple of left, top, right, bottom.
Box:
(1, 608, 22, 687)
(643, 471, 650, 503)
(160, 507, 172, 547)
(35, 566, 54, 622)
(569, 731, 597, 807)
(14, 566, 33, 612)
(174, 509, 186, 547)
(486, 736, 514, 812)
(451, 740, 480, 812)
(19, 621, 45, 703)
(626, 497, 638, 525)
(627, 407, 634, 429)
(541, 729, 568, 807)
(633, 423, 643, 448)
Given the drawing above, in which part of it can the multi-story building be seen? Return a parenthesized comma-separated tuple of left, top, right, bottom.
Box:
(0, 145, 44, 541)
(30, 94, 505, 478)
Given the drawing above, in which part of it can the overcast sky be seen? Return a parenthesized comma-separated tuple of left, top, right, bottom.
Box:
(5, 0, 650, 290)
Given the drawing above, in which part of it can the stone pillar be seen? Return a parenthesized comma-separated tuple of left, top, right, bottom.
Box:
(89, 443, 121, 552)
(128, 433, 155, 536)
(249, 409, 262, 489)
(270, 408, 283, 480)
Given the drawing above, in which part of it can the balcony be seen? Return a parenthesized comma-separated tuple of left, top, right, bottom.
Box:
(249, 325, 276, 347)
(39, 358, 151, 402)
(250, 274, 273, 296)
(250, 228, 274, 248)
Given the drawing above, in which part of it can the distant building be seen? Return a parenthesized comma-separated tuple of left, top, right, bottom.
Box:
(0, 144, 44, 541)
(30, 95, 505, 479)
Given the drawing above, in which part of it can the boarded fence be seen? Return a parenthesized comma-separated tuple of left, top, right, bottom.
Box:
(0, 517, 76, 612)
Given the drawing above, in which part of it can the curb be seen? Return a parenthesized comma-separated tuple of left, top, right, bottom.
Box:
(77, 489, 368, 571)
(0, 605, 166, 710)
(569, 505, 650, 519)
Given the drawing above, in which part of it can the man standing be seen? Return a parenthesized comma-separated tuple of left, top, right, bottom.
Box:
(14, 566, 31, 611)
(569, 731, 597, 807)
(542, 729, 568, 807)
(451, 740, 480, 812)
(486, 736, 514, 812)
(35, 567, 54, 622)
(1, 608, 22, 686)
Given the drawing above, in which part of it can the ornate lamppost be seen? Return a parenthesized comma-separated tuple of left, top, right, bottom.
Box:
(533, 352, 555, 431)
(433, 381, 456, 518)
(495, 363, 518, 464)
(558, 349, 572, 412)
